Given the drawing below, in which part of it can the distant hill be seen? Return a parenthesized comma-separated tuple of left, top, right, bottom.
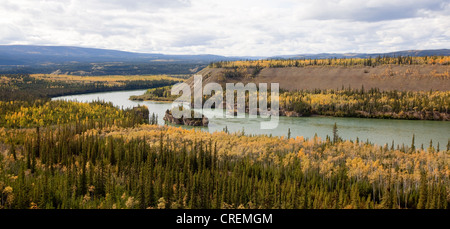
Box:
(0, 45, 237, 66)
(1, 45, 449, 66)
(0, 45, 448, 75)
(0, 45, 242, 75)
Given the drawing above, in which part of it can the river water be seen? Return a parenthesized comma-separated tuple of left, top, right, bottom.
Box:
(52, 89, 450, 149)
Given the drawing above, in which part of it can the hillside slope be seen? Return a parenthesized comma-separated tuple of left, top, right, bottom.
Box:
(187, 65, 450, 91)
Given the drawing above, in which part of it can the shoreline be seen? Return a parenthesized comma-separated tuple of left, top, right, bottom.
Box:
(130, 98, 175, 103)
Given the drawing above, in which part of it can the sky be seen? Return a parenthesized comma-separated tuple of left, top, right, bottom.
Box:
(1, 0, 449, 56)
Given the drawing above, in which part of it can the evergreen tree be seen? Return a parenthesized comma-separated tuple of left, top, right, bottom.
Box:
(287, 128, 291, 139)
(417, 171, 428, 209)
(332, 123, 339, 143)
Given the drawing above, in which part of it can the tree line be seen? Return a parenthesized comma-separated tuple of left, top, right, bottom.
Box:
(209, 56, 450, 68)
(0, 74, 181, 102)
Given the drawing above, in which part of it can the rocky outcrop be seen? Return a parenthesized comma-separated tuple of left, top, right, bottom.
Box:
(163, 109, 209, 127)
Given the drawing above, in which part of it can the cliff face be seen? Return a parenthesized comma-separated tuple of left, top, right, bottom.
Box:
(185, 65, 450, 91)
(163, 109, 209, 127)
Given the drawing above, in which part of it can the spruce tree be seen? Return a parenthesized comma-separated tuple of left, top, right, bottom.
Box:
(332, 123, 339, 143)
(417, 171, 428, 209)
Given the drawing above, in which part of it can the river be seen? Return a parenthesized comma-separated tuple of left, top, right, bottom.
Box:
(52, 89, 450, 149)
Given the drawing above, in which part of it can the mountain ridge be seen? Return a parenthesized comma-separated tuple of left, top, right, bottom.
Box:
(0, 45, 236, 65)
(1, 45, 449, 66)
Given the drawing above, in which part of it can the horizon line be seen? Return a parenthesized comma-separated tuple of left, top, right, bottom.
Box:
(1, 44, 449, 58)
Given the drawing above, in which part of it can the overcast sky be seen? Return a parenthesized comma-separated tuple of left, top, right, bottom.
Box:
(1, 0, 449, 56)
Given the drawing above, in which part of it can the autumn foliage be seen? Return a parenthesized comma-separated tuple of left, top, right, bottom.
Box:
(210, 56, 450, 68)
(280, 88, 450, 120)
(1, 123, 448, 209)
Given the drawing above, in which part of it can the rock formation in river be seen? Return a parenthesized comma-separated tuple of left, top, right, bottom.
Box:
(163, 109, 209, 127)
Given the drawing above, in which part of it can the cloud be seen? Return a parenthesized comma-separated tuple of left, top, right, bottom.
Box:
(292, 0, 447, 22)
(0, 0, 449, 56)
